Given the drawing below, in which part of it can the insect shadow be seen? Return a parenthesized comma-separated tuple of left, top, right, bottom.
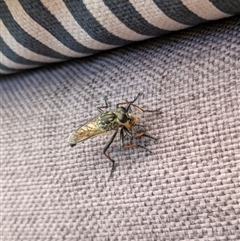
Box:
(68, 93, 160, 178)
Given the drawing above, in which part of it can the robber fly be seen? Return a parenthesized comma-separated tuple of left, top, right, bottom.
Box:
(68, 93, 158, 177)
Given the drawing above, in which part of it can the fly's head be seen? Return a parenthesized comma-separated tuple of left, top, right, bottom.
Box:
(114, 107, 140, 130)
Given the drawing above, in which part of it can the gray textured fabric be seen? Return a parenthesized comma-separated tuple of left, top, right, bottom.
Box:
(1, 16, 240, 240)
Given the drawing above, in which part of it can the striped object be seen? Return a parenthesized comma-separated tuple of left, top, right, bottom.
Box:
(1, 0, 239, 74)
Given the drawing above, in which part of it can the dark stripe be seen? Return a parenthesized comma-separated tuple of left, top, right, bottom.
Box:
(1, 37, 45, 66)
(209, 0, 240, 15)
(0, 0, 68, 59)
(62, 0, 132, 46)
(153, 0, 207, 26)
(18, 0, 99, 54)
(0, 63, 20, 73)
(102, 0, 169, 36)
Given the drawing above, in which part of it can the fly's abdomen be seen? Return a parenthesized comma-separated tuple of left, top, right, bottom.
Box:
(68, 132, 78, 147)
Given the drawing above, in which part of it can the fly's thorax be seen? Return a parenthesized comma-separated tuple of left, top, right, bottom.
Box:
(98, 111, 120, 131)
(97, 107, 141, 131)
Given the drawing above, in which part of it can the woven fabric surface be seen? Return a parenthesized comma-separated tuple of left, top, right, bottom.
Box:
(1, 0, 240, 74)
(1, 16, 240, 240)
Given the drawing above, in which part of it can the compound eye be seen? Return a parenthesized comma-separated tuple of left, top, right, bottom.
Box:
(116, 112, 128, 123)
(117, 106, 127, 112)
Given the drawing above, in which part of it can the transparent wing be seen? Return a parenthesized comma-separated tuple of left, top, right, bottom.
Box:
(68, 115, 107, 146)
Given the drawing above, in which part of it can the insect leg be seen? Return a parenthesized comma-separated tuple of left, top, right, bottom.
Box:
(117, 93, 160, 112)
(129, 103, 161, 113)
(123, 144, 152, 153)
(120, 127, 133, 147)
(103, 129, 118, 177)
(116, 93, 142, 110)
(126, 92, 142, 111)
(132, 133, 158, 142)
(123, 127, 133, 138)
(120, 128, 125, 147)
(97, 97, 110, 113)
(119, 102, 160, 113)
(134, 123, 146, 131)
(122, 131, 157, 153)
